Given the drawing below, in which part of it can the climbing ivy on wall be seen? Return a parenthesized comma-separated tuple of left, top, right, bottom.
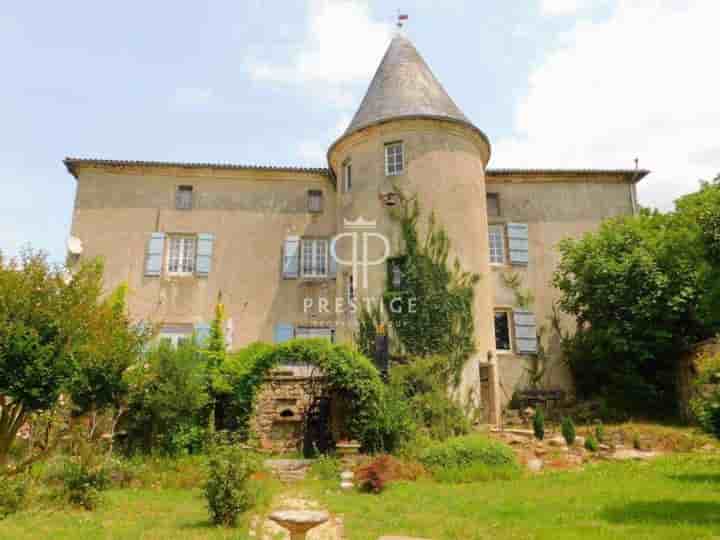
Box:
(378, 195, 481, 383)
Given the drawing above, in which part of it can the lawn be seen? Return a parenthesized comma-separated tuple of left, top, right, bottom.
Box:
(2, 454, 720, 539)
(307, 454, 720, 540)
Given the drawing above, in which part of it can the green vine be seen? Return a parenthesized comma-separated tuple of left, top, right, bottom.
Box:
(500, 271, 534, 310)
(378, 195, 480, 384)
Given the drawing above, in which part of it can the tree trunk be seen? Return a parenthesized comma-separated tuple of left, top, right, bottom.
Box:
(0, 401, 26, 470)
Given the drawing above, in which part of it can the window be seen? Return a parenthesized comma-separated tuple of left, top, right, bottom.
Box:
(385, 142, 404, 176)
(343, 161, 352, 192)
(301, 238, 328, 277)
(167, 235, 196, 275)
(489, 225, 506, 264)
(295, 326, 334, 342)
(159, 324, 192, 347)
(176, 185, 193, 210)
(487, 193, 500, 217)
(307, 190, 323, 213)
(494, 310, 512, 352)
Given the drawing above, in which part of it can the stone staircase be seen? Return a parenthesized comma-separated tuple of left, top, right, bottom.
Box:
(264, 459, 314, 483)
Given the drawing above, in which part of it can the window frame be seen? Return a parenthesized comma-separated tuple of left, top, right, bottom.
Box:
(493, 308, 514, 354)
(384, 142, 404, 176)
(295, 326, 335, 343)
(158, 324, 192, 347)
(486, 192, 500, 217)
(343, 160, 352, 192)
(489, 224, 507, 265)
(175, 185, 193, 210)
(307, 189, 323, 213)
(166, 234, 197, 276)
(300, 238, 329, 278)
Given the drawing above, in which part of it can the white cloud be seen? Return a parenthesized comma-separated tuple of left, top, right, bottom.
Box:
(245, 0, 392, 87)
(494, 1, 720, 210)
(171, 87, 214, 107)
(297, 114, 352, 166)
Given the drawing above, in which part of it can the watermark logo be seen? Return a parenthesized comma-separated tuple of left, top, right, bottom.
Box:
(331, 217, 390, 290)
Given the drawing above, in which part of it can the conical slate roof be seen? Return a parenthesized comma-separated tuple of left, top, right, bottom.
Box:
(342, 34, 476, 137)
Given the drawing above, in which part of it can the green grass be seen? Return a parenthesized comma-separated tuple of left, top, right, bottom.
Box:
(306, 454, 720, 540)
(0, 478, 279, 540)
(3, 454, 720, 539)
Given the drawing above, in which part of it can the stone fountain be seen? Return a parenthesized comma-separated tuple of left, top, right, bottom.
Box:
(268, 509, 330, 540)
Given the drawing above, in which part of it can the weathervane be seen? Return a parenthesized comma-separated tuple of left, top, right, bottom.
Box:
(396, 11, 408, 29)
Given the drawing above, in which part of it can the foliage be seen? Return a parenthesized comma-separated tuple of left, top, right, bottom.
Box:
(554, 207, 713, 415)
(0, 475, 27, 518)
(561, 417, 576, 446)
(500, 271, 534, 309)
(232, 340, 385, 450)
(310, 454, 341, 481)
(416, 434, 518, 483)
(585, 435, 599, 452)
(204, 442, 260, 527)
(60, 460, 110, 510)
(123, 340, 210, 455)
(533, 409, 545, 441)
(389, 356, 470, 442)
(690, 354, 720, 439)
(595, 422, 606, 443)
(384, 197, 480, 383)
(0, 251, 102, 467)
(363, 382, 417, 453)
(355, 455, 426, 493)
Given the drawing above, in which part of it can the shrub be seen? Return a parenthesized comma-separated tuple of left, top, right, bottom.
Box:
(561, 417, 576, 446)
(354, 455, 426, 493)
(363, 383, 417, 454)
(595, 422, 606, 443)
(310, 454, 340, 481)
(0, 476, 28, 519)
(533, 410, 545, 441)
(584, 435, 599, 452)
(204, 444, 260, 527)
(61, 461, 110, 510)
(417, 435, 519, 483)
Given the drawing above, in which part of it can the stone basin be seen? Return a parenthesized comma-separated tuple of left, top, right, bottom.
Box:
(268, 510, 330, 540)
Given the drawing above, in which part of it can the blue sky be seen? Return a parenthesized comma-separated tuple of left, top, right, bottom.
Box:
(2, 1, 718, 262)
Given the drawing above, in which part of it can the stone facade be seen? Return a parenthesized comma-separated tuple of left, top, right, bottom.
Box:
(64, 35, 649, 427)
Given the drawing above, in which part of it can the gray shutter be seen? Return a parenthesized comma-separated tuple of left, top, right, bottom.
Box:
(328, 244, 337, 278)
(194, 322, 211, 347)
(508, 223, 529, 265)
(195, 233, 214, 277)
(282, 236, 300, 279)
(144, 232, 165, 277)
(514, 310, 537, 354)
(274, 323, 294, 343)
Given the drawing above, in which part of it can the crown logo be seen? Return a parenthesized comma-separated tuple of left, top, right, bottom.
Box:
(344, 217, 376, 230)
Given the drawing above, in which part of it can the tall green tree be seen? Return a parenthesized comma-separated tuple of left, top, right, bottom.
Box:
(0, 250, 104, 467)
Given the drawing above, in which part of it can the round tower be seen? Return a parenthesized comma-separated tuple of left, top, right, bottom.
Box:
(328, 35, 498, 423)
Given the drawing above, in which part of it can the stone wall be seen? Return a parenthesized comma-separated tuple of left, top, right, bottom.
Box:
(678, 338, 720, 422)
(251, 368, 327, 453)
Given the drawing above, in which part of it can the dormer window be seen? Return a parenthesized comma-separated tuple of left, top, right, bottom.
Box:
(176, 185, 193, 210)
(307, 190, 323, 213)
(343, 161, 352, 192)
(385, 142, 404, 176)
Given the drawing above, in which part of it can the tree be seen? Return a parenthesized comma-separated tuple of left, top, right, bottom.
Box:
(0, 250, 104, 468)
(204, 299, 229, 431)
(553, 192, 718, 415)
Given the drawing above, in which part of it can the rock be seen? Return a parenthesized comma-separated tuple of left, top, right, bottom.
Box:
(610, 449, 659, 461)
(599, 444, 611, 451)
(548, 436, 566, 447)
(573, 436, 585, 447)
(526, 458, 543, 472)
(522, 407, 535, 418)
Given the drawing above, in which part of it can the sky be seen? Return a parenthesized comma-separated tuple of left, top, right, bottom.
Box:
(1, 0, 718, 262)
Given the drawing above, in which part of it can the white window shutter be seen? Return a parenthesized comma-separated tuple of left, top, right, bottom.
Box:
(144, 232, 165, 277)
(274, 323, 294, 343)
(194, 322, 211, 347)
(225, 317, 233, 350)
(329, 247, 337, 278)
(282, 236, 300, 279)
(514, 309, 537, 354)
(508, 223, 529, 265)
(195, 233, 215, 277)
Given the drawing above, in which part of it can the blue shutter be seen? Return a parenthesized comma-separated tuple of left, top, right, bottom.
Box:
(144, 233, 165, 277)
(508, 223, 529, 266)
(195, 233, 215, 277)
(282, 236, 300, 279)
(194, 322, 211, 347)
(514, 310, 538, 354)
(274, 323, 294, 343)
